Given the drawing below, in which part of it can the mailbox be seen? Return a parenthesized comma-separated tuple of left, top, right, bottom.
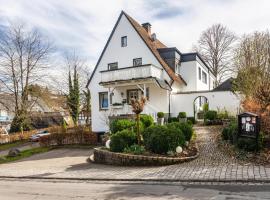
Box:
(238, 112, 260, 138)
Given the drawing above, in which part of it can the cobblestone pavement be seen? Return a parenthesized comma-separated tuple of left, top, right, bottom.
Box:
(0, 126, 270, 182)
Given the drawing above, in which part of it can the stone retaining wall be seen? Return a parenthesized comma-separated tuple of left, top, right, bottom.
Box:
(93, 147, 199, 166)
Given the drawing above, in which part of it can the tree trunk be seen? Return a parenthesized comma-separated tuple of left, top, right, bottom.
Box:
(136, 114, 141, 145)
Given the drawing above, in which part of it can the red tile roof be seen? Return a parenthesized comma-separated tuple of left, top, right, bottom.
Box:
(123, 11, 186, 85)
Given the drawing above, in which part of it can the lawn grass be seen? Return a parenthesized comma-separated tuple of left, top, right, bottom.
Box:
(0, 147, 51, 164)
(0, 140, 28, 151)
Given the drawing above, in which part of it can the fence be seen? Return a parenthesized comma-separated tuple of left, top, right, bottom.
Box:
(39, 127, 97, 147)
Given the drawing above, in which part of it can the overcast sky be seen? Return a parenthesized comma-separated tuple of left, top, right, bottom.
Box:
(0, 0, 269, 72)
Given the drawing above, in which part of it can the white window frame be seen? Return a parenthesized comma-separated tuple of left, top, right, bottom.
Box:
(121, 36, 127, 47)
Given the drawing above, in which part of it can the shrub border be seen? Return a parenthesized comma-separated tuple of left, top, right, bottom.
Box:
(92, 146, 199, 166)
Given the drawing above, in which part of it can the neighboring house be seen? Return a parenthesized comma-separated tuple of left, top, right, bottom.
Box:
(0, 93, 72, 130)
(87, 11, 241, 132)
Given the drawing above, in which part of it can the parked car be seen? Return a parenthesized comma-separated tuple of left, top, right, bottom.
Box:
(30, 130, 50, 142)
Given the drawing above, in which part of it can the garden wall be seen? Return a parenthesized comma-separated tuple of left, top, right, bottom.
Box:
(93, 147, 199, 166)
(171, 91, 241, 118)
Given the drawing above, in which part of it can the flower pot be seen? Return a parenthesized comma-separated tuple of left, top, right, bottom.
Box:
(179, 118, 187, 123)
(157, 117, 164, 125)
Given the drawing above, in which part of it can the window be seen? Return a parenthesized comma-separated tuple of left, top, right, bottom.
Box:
(146, 87, 150, 100)
(108, 62, 118, 70)
(198, 67, 201, 80)
(176, 62, 181, 74)
(202, 71, 207, 84)
(127, 89, 139, 104)
(121, 36, 127, 47)
(133, 58, 142, 66)
(99, 92, 108, 110)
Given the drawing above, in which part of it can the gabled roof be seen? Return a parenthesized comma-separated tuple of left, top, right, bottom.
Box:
(86, 11, 186, 87)
(213, 78, 234, 91)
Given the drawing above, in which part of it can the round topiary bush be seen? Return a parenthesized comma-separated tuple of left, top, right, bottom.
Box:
(140, 114, 154, 128)
(177, 112, 187, 119)
(142, 125, 185, 154)
(157, 112, 164, 118)
(110, 130, 136, 152)
(166, 122, 193, 141)
(110, 119, 135, 134)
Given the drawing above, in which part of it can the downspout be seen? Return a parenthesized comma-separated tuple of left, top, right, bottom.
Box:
(168, 90, 171, 119)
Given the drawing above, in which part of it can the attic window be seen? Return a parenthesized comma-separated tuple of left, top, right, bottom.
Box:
(133, 58, 142, 66)
(121, 36, 127, 47)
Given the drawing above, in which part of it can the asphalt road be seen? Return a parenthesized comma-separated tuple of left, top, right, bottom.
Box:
(0, 179, 270, 200)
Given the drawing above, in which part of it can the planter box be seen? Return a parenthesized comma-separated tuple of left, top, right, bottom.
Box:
(157, 118, 164, 125)
(92, 147, 199, 166)
(111, 105, 124, 109)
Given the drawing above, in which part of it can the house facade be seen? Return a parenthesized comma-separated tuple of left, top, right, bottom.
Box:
(87, 11, 241, 133)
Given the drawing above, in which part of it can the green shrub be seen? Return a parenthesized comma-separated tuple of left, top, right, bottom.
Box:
(110, 130, 136, 152)
(168, 117, 178, 123)
(167, 122, 193, 142)
(221, 127, 230, 140)
(178, 112, 187, 119)
(157, 112, 164, 118)
(187, 117, 195, 124)
(217, 110, 229, 120)
(167, 126, 185, 148)
(140, 115, 154, 128)
(203, 103, 209, 112)
(204, 110, 217, 121)
(143, 125, 185, 154)
(110, 119, 135, 134)
(237, 138, 257, 151)
(123, 144, 145, 155)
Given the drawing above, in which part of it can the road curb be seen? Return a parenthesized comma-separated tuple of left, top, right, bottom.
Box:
(0, 176, 269, 184)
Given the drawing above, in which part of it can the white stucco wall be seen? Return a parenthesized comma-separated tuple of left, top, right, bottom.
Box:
(179, 61, 197, 92)
(89, 14, 171, 132)
(171, 91, 241, 117)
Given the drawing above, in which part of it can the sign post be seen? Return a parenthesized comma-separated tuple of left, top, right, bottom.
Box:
(238, 112, 260, 151)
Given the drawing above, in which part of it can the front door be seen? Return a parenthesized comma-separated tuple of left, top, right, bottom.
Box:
(127, 89, 140, 104)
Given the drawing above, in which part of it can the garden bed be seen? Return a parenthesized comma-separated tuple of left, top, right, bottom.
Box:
(92, 143, 198, 166)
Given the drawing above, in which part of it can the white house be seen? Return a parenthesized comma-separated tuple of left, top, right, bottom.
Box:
(87, 11, 241, 133)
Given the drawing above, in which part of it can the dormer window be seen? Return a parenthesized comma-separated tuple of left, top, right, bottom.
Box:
(121, 36, 127, 47)
(133, 58, 142, 66)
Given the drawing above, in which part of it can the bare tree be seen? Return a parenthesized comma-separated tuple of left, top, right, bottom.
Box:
(48, 52, 91, 125)
(0, 22, 52, 132)
(194, 24, 237, 86)
(234, 30, 270, 109)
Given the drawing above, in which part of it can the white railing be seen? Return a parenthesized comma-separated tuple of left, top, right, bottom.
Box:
(100, 64, 163, 83)
(109, 103, 158, 122)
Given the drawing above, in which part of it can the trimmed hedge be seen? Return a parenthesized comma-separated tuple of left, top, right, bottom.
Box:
(167, 122, 193, 141)
(110, 130, 136, 152)
(168, 117, 178, 123)
(140, 115, 154, 128)
(187, 117, 195, 124)
(204, 110, 217, 121)
(143, 125, 185, 154)
(110, 119, 135, 134)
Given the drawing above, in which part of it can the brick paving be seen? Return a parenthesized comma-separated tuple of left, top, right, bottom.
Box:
(0, 126, 270, 182)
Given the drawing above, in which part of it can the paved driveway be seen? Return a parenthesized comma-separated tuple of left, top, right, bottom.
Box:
(0, 126, 270, 182)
